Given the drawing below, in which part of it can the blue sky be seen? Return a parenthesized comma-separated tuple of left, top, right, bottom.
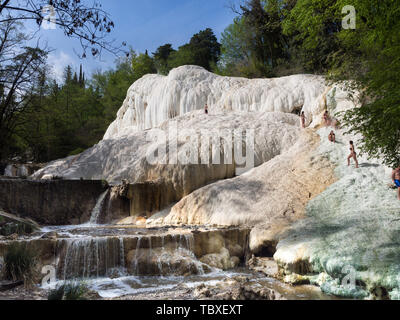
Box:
(36, 0, 241, 82)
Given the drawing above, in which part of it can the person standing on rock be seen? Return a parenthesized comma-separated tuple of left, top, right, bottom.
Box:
(391, 166, 400, 200)
(347, 141, 359, 169)
(323, 111, 330, 127)
(300, 112, 306, 128)
(328, 131, 336, 143)
(205, 104, 209, 115)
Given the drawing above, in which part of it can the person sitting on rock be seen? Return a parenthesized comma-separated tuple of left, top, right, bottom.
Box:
(300, 112, 306, 128)
(328, 130, 336, 143)
(205, 104, 209, 115)
(347, 141, 359, 169)
(391, 166, 400, 200)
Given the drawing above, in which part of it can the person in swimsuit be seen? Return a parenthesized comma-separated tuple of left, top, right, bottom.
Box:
(347, 141, 359, 168)
(300, 112, 306, 128)
(323, 111, 330, 127)
(328, 130, 336, 143)
(392, 166, 400, 200)
(205, 104, 209, 115)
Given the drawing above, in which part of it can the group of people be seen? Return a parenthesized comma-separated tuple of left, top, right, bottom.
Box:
(301, 110, 359, 169)
(204, 105, 399, 200)
(302, 110, 400, 200)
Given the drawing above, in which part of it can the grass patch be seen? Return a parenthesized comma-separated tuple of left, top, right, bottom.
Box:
(0, 222, 35, 236)
(3, 243, 39, 287)
(48, 281, 89, 300)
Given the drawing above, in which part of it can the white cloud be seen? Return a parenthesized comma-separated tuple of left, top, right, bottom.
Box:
(47, 51, 77, 83)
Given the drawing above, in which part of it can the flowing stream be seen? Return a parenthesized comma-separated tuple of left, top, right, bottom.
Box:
(0, 189, 338, 300)
(28, 223, 339, 300)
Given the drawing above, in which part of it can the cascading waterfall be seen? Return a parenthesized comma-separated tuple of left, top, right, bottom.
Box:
(176, 234, 205, 275)
(119, 237, 125, 270)
(132, 237, 142, 276)
(130, 233, 206, 277)
(44, 228, 241, 284)
(88, 190, 109, 225)
(58, 237, 125, 280)
(17, 165, 28, 177)
(4, 165, 13, 177)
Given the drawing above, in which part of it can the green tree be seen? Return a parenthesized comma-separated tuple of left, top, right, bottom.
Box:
(153, 44, 175, 75)
(284, 0, 400, 166)
(92, 56, 136, 128)
(217, 17, 251, 76)
(168, 28, 221, 71)
(0, 20, 48, 160)
(131, 51, 157, 80)
(337, 0, 400, 167)
(282, 0, 342, 72)
(218, 0, 295, 77)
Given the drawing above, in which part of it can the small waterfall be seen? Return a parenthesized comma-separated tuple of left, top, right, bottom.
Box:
(130, 233, 206, 276)
(58, 237, 124, 280)
(88, 190, 109, 225)
(119, 237, 125, 269)
(4, 165, 13, 177)
(176, 234, 205, 275)
(132, 237, 142, 276)
(17, 165, 28, 177)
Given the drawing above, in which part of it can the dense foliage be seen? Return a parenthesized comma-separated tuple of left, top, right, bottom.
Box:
(3, 243, 39, 287)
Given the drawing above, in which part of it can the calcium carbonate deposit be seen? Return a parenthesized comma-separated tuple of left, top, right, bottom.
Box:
(29, 66, 400, 299)
(32, 111, 301, 185)
(103, 65, 332, 139)
(274, 127, 400, 299)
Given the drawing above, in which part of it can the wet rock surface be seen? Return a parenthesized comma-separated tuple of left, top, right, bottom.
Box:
(0, 286, 47, 300)
(248, 256, 279, 279)
(193, 276, 284, 300)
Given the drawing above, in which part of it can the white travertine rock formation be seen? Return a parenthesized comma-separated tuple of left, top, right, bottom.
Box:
(32, 111, 301, 187)
(34, 66, 358, 187)
(157, 130, 336, 237)
(273, 127, 400, 299)
(104, 65, 337, 139)
(30, 65, 400, 300)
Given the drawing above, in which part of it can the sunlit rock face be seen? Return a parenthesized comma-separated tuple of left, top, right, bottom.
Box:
(158, 130, 336, 237)
(104, 65, 331, 139)
(274, 127, 400, 299)
(32, 111, 300, 186)
(33, 66, 356, 188)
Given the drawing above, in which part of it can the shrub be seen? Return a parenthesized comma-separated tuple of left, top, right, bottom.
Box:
(48, 281, 89, 300)
(3, 243, 39, 287)
(0, 222, 35, 236)
(47, 285, 66, 300)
